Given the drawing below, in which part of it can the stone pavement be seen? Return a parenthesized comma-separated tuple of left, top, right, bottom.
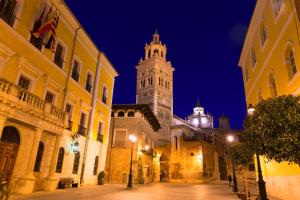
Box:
(10, 181, 239, 200)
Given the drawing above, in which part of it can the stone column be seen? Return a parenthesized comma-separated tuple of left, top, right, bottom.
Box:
(0, 116, 7, 139)
(153, 154, 161, 183)
(15, 128, 42, 194)
(44, 135, 62, 191)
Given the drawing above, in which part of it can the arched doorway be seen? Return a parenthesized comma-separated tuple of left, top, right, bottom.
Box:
(0, 126, 20, 183)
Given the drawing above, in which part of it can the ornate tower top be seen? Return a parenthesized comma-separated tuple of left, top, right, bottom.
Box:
(144, 30, 167, 60)
(193, 98, 204, 116)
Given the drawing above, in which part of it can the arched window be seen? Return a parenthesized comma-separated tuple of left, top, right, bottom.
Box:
(148, 50, 151, 58)
(72, 152, 80, 174)
(161, 51, 164, 58)
(128, 111, 135, 117)
(269, 73, 277, 97)
(93, 156, 98, 175)
(55, 147, 65, 173)
(251, 48, 256, 67)
(154, 49, 159, 57)
(34, 142, 44, 172)
(0, 0, 17, 26)
(118, 111, 125, 117)
(260, 24, 267, 46)
(285, 48, 297, 79)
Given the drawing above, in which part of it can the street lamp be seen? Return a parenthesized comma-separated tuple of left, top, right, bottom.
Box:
(226, 135, 238, 193)
(247, 104, 268, 200)
(127, 134, 137, 188)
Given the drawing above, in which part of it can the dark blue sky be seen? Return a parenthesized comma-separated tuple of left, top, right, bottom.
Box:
(65, 0, 256, 128)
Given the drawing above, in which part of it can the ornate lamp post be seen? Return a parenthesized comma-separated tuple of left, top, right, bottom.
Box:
(247, 104, 268, 200)
(226, 135, 238, 193)
(127, 134, 137, 188)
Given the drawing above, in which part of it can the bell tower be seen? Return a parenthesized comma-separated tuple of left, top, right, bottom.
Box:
(136, 31, 174, 137)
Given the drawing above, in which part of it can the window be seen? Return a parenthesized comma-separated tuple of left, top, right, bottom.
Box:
(85, 73, 92, 92)
(93, 156, 98, 175)
(54, 43, 64, 68)
(286, 49, 298, 79)
(65, 103, 73, 130)
(78, 113, 86, 136)
(272, 0, 283, 18)
(113, 130, 127, 148)
(154, 49, 159, 56)
(18, 75, 30, 90)
(34, 142, 44, 172)
(251, 48, 256, 67)
(102, 86, 107, 104)
(269, 73, 277, 97)
(72, 152, 80, 174)
(97, 122, 103, 143)
(128, 111, 135, 117)
(175, 136, 178, 150)
(71, 60, 80, 82)
(45, 91, 55, 104)
(117, 111, 125, 117)
(55, 147, 65, 173)
(0, 0, 16, 26)
(260, 24, 267, 46)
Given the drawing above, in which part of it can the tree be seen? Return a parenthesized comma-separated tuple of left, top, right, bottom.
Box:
(243, 95, 300, 164)
(229, 143, 253, 166)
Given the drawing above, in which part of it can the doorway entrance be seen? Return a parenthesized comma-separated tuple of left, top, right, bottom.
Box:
(0, 126, 20, 184)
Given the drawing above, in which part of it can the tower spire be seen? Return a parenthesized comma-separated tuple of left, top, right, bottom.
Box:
(195, 98, 201, 108)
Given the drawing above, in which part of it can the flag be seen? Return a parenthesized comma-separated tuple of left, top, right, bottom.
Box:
(32, 6, 53, 38)
(32, 4, 46, 33)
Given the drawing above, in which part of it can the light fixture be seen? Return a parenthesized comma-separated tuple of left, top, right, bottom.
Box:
(73, 141, 79, 153)
(129, 134, 137, 143)
(247, 104, 255, 116)
(197, 153, 203, 161)
(145, 145, 150, 151)
(226, 135, 234, 143)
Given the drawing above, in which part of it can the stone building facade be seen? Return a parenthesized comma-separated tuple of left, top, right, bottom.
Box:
(239, 1, 300, 199)
(0, 0, 117, 194)
(105, 104, 162, 184)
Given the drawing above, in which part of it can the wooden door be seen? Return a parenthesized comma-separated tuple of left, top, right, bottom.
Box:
(0, 141, 19, 183)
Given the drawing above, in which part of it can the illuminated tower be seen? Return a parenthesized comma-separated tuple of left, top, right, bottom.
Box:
(136, 31, 174, 137)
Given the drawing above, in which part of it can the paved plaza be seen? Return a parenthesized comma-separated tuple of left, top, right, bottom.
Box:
(10, 181, 239, 200)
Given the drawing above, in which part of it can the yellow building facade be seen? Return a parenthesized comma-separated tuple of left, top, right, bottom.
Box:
(0, 0, 117, 194)
(239, 1, 300, 199)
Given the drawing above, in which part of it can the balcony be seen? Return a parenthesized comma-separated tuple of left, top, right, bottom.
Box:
(0, 79, 67, 128)
(97, 133, 104, 143)
(77, 125, 87, 136)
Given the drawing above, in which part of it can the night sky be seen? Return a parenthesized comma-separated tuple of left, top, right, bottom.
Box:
(65, 0, 256, 129)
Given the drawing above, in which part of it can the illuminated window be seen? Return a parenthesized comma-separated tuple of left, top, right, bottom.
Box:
(269, 73, 277, 97)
